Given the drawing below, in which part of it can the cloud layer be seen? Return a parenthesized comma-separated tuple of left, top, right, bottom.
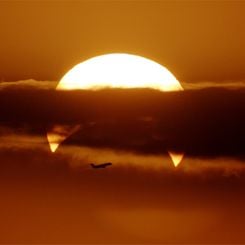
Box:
(0, 80, 245, 243)
(0, 144, 245, 243)
(0, 82, 244, 158)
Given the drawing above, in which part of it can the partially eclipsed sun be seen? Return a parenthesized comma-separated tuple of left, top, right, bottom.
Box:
(57, 53, 183, 91)
(47, 53, 184, 167)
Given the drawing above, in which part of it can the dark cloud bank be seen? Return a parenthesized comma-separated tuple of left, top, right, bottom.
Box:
(0, 86, 244, 158)
(0, 82, 245, 243)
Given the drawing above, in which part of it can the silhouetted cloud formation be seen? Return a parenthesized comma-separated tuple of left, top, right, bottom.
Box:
(0, 84, 244, 158)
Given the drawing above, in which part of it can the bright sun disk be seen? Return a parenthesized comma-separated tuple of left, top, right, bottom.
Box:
(57, 53, 183, 92)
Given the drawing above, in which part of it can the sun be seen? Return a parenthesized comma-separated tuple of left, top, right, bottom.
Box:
(48, 53, 184, 167)
(57, 53, 183, 91)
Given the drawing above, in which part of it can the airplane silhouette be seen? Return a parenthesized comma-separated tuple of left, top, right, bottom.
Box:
(90, 162, 112, 169)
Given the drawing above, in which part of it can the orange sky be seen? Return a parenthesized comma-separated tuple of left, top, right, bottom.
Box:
(1, 1, 245, 82)
(0, 2, 245, 243)
(0, 142, 245, 243)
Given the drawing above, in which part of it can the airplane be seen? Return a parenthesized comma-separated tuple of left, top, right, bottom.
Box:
(90, 162, 112, 169)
